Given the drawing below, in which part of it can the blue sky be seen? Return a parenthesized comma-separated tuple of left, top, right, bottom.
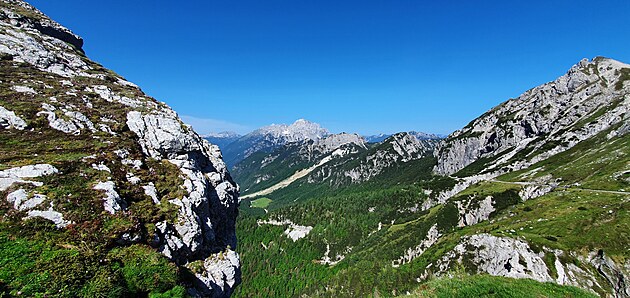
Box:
(30, 0, 630, 135)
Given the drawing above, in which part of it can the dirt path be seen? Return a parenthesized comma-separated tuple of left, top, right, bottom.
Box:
(489, 179, 630, 196)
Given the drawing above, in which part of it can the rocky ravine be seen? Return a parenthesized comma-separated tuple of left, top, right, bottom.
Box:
(0, 0, 239, 296)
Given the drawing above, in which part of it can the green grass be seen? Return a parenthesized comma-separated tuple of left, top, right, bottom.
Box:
(108, 245, 180, 294)
(0, 230, 184, 297)
(250, 197, 272, 208)
(500, 131, 629, 191)
(401, 274, 597, 298)
(615, 68, 630, 90)
(468, 190, 630, 257)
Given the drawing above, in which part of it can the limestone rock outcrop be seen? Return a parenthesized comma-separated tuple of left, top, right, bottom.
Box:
(435, 57, 630, 176)
(0, 1, 240, 296)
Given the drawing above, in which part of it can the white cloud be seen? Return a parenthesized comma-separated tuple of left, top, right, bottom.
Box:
(180, 115, 250, 135)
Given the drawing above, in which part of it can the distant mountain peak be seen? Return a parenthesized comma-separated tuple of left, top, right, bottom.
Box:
(255, 118, 329, 141)
(315, 132, 367, 152)
(203, 131, 241, 138)
(293, 118, 310, 124)
(222, 119, 330, 166)
(408, 131, 442, 140)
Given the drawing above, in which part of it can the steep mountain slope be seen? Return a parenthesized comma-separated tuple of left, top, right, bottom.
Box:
(233, 132, 366, 196)
(234, 58, 629, 298)
(435, 57, 629, 178)
(203, 131, 241, 149)
(301, 132, 439, 187)
(0, 1, 239, 297)
(221, 119, 329, 167)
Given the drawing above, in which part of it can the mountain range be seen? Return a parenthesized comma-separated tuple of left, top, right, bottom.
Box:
(233, 57, 630, 297)
(207, 118, 444, 170)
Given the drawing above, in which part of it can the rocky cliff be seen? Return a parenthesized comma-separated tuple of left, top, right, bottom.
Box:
(0, 1, 239, 296)
(435, 57, 629, 177)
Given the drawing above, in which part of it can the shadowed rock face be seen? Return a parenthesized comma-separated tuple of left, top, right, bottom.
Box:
(0, 0, 240, 296)
(1, 0, 83, 51)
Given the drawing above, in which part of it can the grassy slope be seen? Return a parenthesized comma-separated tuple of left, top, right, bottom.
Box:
(400, 274, 596, 298)
(500, 128, 630, 191)
(0, 28, 190, 296)
(250, 197, 272, 208)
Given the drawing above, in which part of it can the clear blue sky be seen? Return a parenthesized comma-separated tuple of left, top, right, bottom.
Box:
(29, 0, 630, 135)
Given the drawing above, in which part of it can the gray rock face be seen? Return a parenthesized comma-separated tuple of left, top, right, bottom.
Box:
(93, 181, 126, 214)
(37, 102, 96, 134)
(1, 0, 83, 50)
(587, 250, 630, 297)
(311, 132, 366, 154)
(0, 1, 240, 296)
(256, 118, 329, 144)
(0, 105, 27, 129)
(455, 195, 495, 227)
(519, 184, 555, 201)
(0, 163, 58, 179)
(435, 57, 630, 176)
(342, 132, 438, 184)
(1, 164, 72, 228)
(433, 234, 608, 295)
(392, 224, 440, 267)
(0, 2, 89, 77)
(126, 109, 241, 296)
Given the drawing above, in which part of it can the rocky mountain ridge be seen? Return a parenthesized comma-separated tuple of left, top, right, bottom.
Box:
(326, 132, 439, 185)
(434, 57, 629, 177)
(0, 1, 239, 296)
(221, 118, 329, 167)
(236, 132, 440, 206)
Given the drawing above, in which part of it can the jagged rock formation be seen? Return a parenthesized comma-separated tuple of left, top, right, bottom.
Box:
(0, 1, 239, 296)
(234, 131, 442, 200)
(312, 132, 439, 185)
(222, 119, 329, 166)
(364, 131, 440, 143)
(435, 57, 630, 176)
(431, 234, 607, 295)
